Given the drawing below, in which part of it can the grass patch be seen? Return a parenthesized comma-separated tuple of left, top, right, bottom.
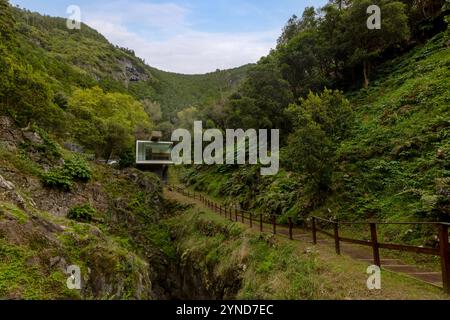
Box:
(0, 202, 29, 224)
(0, 146, 42, 177)
(0, 239, 79, 299)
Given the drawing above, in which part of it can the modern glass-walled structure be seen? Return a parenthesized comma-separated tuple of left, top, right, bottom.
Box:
(135, 140, 173, 165)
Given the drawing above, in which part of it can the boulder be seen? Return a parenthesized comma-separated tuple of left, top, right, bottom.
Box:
(0, 175, 15, 190)
(23, 131, 43, 145)
(0, 116, 23, 151)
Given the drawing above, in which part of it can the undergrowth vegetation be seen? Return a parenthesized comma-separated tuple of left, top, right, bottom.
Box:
(42, 156, 92, 191)
(67, 203, 96, 222)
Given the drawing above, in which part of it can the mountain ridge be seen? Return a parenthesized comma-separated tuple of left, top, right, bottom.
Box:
(10, 6, 251, 120)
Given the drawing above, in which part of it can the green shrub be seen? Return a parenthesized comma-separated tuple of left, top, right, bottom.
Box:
(41, 169, 73, 191)
(63, 156, 92, 182)
(41, 156, 91, 190)
(31, 125, 62, 158)
(67, 204, 96, 222)
(119, 148, 135, 169)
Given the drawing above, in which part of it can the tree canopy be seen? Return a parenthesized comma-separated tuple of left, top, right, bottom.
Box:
(68, 87, 152, 159)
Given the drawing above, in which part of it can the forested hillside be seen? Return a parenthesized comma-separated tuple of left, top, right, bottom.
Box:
(2, 4, 249, 139)
(179, 0, 450, 247)
(149, 65, 252, 122)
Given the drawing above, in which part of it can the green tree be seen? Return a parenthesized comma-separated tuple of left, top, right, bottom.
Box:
(176, 106, 198, 130)
(155, 121, 175, 140)
(277, 27, 326, 98)
(286, 89, 353, 195)
(224, 58, 293, 133)
(142, 99, 162, 122)
(342, 0, 410, 87)
(68, 87, 152, 159)
(277, 7, 319, 46)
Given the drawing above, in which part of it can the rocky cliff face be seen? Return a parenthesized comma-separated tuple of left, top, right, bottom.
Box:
(0, 117, 164, 299)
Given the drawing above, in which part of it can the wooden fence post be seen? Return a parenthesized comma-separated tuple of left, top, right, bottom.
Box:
(288, 217, 293, 240)
(249, 212, 253, 228)
(312, 217, 317, 245)
(260, 214, 263, 233)
(370, 223, 381, 267)
(235, 208, 238, 222)
(272, 215, 276, 234)
(333, 222, 340, 255)
(242, 211, 245, 224)
(439, 224, 450, 294)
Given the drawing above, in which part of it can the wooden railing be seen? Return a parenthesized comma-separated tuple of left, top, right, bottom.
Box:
(312, 216, 450, 294)
(169, 185, 450, 294)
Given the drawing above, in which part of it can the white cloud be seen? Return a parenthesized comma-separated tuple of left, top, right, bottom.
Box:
(83, 1, 277, 74)
(84, 1, 190, 35)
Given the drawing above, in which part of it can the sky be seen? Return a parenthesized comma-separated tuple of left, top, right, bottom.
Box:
(10, 0, 327, 74)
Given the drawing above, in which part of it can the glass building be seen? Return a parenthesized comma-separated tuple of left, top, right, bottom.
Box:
(135, 140, 173, 164)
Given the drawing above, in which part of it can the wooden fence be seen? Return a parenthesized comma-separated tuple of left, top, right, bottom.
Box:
(170, 185, 450, 294)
